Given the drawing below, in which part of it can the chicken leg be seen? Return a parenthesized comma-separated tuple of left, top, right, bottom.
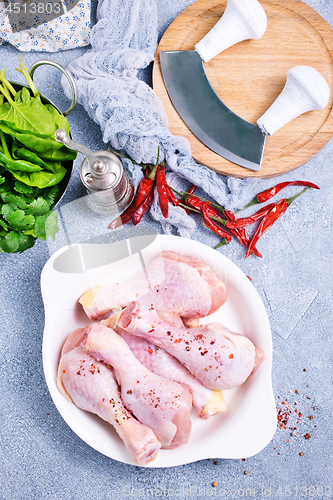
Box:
(118, 301, 263, 391)
(57, 347, 161, 465)
(81, 323, 193, 449)
(79, 252, 227, 326)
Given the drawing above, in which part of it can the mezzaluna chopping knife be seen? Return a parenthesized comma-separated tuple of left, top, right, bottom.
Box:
(159, 0, 330, 171)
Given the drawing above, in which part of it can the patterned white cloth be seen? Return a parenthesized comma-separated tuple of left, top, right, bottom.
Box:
(0, 0, 90, 51)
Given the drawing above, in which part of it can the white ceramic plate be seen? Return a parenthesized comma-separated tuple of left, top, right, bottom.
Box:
(41, 234, 276, 467)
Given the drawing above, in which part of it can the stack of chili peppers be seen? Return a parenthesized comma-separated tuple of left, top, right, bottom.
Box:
(108, 149, 179, 229)
(107, 148, 319, 259)
(173, 180, 319, 258)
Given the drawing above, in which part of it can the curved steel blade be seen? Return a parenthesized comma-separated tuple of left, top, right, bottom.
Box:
(160, 50, 265, 171)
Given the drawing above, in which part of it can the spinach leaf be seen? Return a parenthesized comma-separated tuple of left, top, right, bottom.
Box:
(12, 144, 56, 173)
(15, 55, 39, 97)
(0, 150, 43, 172)
(0, 122, 63, 153)
(0, 69, 17, 97)
(0, 85, 56, 137)
(45, 104, 71, 135)
(11, 163, 67, 188)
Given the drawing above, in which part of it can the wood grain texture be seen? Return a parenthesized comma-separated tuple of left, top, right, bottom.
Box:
(152, 0, 333, 178)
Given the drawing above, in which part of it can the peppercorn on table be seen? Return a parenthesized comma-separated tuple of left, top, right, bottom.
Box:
(0, 0, 332, 497)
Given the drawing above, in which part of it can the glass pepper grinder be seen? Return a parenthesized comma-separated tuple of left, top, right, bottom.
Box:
(55, 129, 134, 215)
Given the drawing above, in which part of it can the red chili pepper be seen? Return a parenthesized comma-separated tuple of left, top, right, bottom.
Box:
(246, 187, 310, 258)
(165, 184, 180, 206)
(132, 189, 154, 225)
(226, 203, 276, 229)
(222, 208, 247, 246)
(186, 195, 224, 220)
(108, 168, 157, 229)
(223, 208, 262, 258)
(180, 191, 251, 251)
(188, 184, 197, 195)
(179, 192, 262, 255)
(202, 202, 232, 243)
(156, 165, 169, 218)
(242, 181, 319, 210)
(246, 199, 288, 258)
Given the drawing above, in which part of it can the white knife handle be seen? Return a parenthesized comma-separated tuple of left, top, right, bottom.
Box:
(257, 66, 330, 136)
(195, 0, 267, 63)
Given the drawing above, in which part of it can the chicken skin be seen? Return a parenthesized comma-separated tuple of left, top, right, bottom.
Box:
(118, 330, 227, 419)
(118, 301, 263, 391)
(57, 347, 161, 465)
(79, 252, 227, 326)
(81, 323, 193, 449)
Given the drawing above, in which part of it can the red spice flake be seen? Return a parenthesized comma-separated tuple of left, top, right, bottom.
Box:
(174, 339, 182, 343)
(210, 341, 215, 345)
(298, 412, 303, 417)
(62, 370, 66, 374)
(148, 329, 155, 333)
(102, 398, 105, 401)
(229, 354, 234, 359)
(77, 371, 81, 375)
(304, 433, 311, 440)
(167, 331, 172, 335)
(200, 350, 208, 356)
(195, 334, 204, 340)
(127, 390, 133, 395)
(136, 380, 140, 383)
(148, 348, 153, 354)
(277, 405, 291, 429)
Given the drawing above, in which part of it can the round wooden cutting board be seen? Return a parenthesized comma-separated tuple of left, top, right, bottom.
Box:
(153, 0, 333, 178)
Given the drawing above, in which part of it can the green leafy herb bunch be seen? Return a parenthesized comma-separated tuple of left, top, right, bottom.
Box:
(0, 55, 76, 253)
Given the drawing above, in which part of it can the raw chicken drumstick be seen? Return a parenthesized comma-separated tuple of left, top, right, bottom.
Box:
(57, 347, 161, 465)
(118, 329, 227, 419)
(118, 302, 264, 391)
(79, 252, 227, 327)
(81, 323, 193, 449)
